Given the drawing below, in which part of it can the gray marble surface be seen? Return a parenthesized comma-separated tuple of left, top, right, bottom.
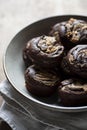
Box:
(0, 0, 87, 105)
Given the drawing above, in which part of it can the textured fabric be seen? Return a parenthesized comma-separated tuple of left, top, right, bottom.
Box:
(0, 102, 55, 130)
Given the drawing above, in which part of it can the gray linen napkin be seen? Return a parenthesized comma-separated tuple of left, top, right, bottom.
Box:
(0, 101, 59, 130)
(0, 80, 87, 130)
(0, 80, 64, 130)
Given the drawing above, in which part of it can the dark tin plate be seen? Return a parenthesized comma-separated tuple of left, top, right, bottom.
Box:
(4, 15, 87, 112)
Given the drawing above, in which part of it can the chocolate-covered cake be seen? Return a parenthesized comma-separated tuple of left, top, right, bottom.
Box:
(58, 79, 87, 106)
(62, 45, 87, 78)
(50, 18, 87, 49)
(25, 35, 64, 68)
(25, 65, 61, 97)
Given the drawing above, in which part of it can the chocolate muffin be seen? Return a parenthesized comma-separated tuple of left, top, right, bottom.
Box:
(63, 45, 87, 78)
(25, 65, 61, 97)
(58, 79, 87, 106)
(50, 18, 87, 49)
(26, 35, 64, 68)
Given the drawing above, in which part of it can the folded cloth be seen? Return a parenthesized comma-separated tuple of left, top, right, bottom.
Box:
(0, 81, 87, 130)
(0, 80, 64, 130)
(0, 101, 59, 130)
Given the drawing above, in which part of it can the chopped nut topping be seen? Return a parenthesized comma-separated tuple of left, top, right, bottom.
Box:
(71, 31, 80, 42)
(38, 36, 61, 54)
(68, 18, 76, 24)
(65, 18, 87, 42)
(66, 31, 72, 37)
(46, 45, 61, 53)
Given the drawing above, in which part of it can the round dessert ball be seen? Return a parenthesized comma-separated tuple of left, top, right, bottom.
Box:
(25, 65, 61, 97)
(50, 18, 87, 49)
(25, 35, 64, 68)
(62, 45, 87, 78)
(58, 79, 87, 106)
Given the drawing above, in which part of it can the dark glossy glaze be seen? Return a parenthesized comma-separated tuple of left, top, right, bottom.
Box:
(50, 18, 87, 49)
(58, 79, 87, 106)
(67, 45, 87, 78)
(27, 35, 64, 68)
(25, 65, 61, 97)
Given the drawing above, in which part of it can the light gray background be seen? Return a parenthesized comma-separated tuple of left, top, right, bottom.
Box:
(0, 0, 87, 105)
